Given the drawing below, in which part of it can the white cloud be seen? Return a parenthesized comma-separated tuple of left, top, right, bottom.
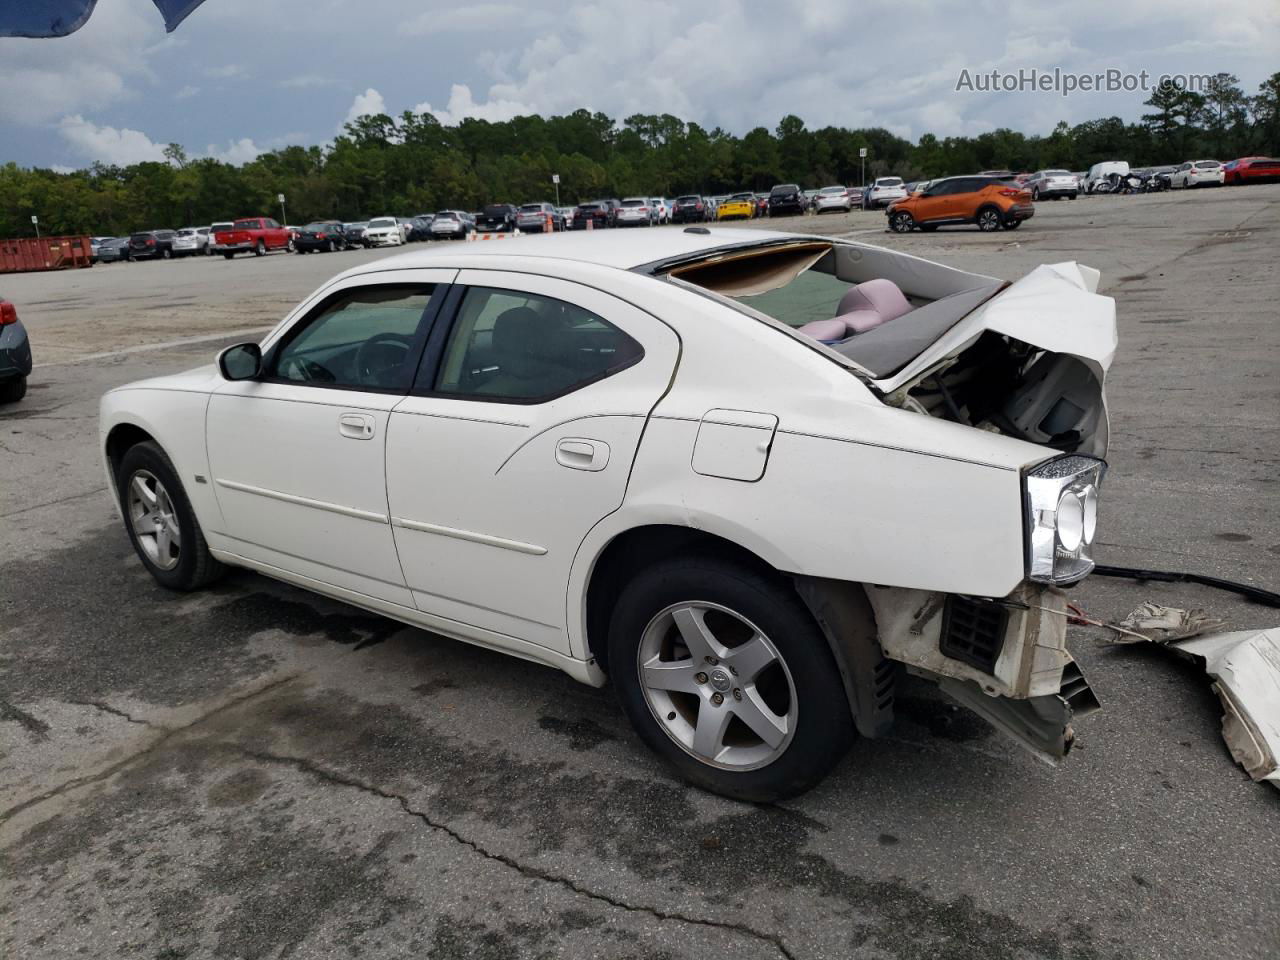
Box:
(0, 0, 158, 125)
(204, 137, 265, 165)
(57, 115, 168, 165)
(175, 85, 200, 100)
(405, 4, 533, 35)
(343, 88, 387, 127)
(412, 84, 534, 126)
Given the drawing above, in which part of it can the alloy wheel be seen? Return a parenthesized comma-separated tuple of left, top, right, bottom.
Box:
(127, 469, 181, 571)
(637, 601, 797, 770)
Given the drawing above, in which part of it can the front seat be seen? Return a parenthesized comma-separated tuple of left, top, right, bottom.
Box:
(479, 306, 576, 399)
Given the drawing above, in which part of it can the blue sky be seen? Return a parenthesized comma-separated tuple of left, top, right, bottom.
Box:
(2, 0, 1277, 169)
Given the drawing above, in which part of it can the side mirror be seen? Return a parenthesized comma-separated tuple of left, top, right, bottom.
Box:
(218, 342, 262, 381)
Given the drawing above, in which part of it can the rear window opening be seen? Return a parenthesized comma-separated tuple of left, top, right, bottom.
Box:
(1195, 161, 1221, 169)
(520, 204, 544, 213)
(621, 200, 646, 207)
(876, 178, 904, 187)
(655, 239, 1101, 454)
(676, 195, 701, 204)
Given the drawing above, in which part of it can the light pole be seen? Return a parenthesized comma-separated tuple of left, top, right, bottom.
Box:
(277, 193, 287, 226)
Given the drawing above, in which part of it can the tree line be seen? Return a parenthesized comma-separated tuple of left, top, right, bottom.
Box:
(2, 71, 1276, 238)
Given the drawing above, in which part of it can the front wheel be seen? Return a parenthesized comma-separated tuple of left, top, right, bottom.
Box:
(608, 556, 853, 802)
(1031, 187, 1040, 201)
(117, 441, 225, 591)
(889, 210, 915, 233)
(976, 207, 1002, 231)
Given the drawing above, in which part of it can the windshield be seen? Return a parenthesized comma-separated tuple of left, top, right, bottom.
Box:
(1195, 161, 1220, 169)
(483, 205, 509, 216)
(368, 218, 396, 228)
(621, 199, 646, 207)
(730, 193, 752, 202)
(519, 204, 543, 212)
(305, 222, 331, 230)
(819, 186, 844, 195)
(877, 178, 903, 187)
(1044, 170, 1070, 176)
(677, 195, 700, 203)
(770, 185, 799, 196)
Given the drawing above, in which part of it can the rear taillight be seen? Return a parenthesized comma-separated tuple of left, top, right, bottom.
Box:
(0, 301, 17, 325)
(998, 189, 1020, 198)
(147, 236, 156, 245)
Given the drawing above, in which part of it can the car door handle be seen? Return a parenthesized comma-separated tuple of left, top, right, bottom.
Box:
(338, 413, 376, 440)
(556, 438, 609, 471)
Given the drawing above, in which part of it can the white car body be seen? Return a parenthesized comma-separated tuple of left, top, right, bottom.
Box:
(172, 227, 209, 255)
(1028, 171, 1079, 199)
(649, 198, 670, 223)
(814, 186, 852, 213)
(616, 198, 657, 226)
(1083, 161, 1129, 194)
(863, 178, 908, 208)
(431, 212, 470, 238)
(363, 217, 404, 247)
(99, 228, 1116, 790)
(1170, 160, 1225, 188)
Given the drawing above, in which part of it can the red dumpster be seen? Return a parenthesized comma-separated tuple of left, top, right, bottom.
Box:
(0, 236, 94, 274)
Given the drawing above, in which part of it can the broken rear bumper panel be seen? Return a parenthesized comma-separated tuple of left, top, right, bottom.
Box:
(866, 581, 1100, 762)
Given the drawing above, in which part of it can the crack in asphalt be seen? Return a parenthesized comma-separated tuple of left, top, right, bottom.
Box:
(0, 486, 109, 520)
(65, 699, 155, 727)
(0, 674, 300, 826)
(236, 746, 799, 960)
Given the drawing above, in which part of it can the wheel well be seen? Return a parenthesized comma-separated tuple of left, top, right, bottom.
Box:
(105, 423, 156, 479)
(584, 525, 777, 674)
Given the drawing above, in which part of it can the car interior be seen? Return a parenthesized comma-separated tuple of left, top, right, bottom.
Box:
(436, 287, 643, 400)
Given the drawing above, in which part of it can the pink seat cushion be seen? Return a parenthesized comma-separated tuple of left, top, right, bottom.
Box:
(836, 278, 913, 321)
(834, 309, 887, 334)
(796, 318, 849, 342)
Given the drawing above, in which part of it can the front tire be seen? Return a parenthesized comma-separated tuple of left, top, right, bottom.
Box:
(889, 210, 914, 233)
(608, 556, 853, 802)
(117, 441, 224, 591)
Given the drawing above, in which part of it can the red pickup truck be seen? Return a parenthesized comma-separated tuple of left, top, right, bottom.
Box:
(212, 217, 292, 259)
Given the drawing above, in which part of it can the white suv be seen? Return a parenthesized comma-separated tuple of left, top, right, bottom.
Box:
(862, 177, 907, 209)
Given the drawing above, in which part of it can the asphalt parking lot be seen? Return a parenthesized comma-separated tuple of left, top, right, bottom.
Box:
(2, 187, 1278, 960)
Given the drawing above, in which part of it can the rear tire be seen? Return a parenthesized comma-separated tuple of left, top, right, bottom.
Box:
(0, 375, 27, 404)
(976, 206, 1002, 231)
(223, 253, 234, 260)
(608, 556, 853, 802)
(254, 240, 265, 256)
(1002, 218, 1022, 230)
(919, 223, 938, 232)
(116, 441, 225, 592)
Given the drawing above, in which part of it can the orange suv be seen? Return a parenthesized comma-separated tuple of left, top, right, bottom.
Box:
(885, 175, 1034, 233)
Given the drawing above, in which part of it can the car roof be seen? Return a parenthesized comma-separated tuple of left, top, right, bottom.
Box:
(340, 226, 801, 274)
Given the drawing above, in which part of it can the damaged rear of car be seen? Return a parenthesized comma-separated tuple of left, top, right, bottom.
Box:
(636, 233, 1115, 769)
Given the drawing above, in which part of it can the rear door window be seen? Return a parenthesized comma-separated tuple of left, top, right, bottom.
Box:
(432, 287, 643, 402)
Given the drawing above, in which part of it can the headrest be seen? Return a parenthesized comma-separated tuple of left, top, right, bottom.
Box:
(836, 279, 912, 322)
(493, 307, 561, 359)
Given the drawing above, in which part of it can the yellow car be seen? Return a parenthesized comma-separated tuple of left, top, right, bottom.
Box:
(716, 193, 756, 220)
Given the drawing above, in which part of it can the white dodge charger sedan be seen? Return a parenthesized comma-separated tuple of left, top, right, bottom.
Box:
(100, 227, 1116, 800)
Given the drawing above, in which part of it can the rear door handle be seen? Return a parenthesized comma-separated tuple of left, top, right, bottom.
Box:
(556, 438, 609, 471)
(338, 413, 376, 440)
